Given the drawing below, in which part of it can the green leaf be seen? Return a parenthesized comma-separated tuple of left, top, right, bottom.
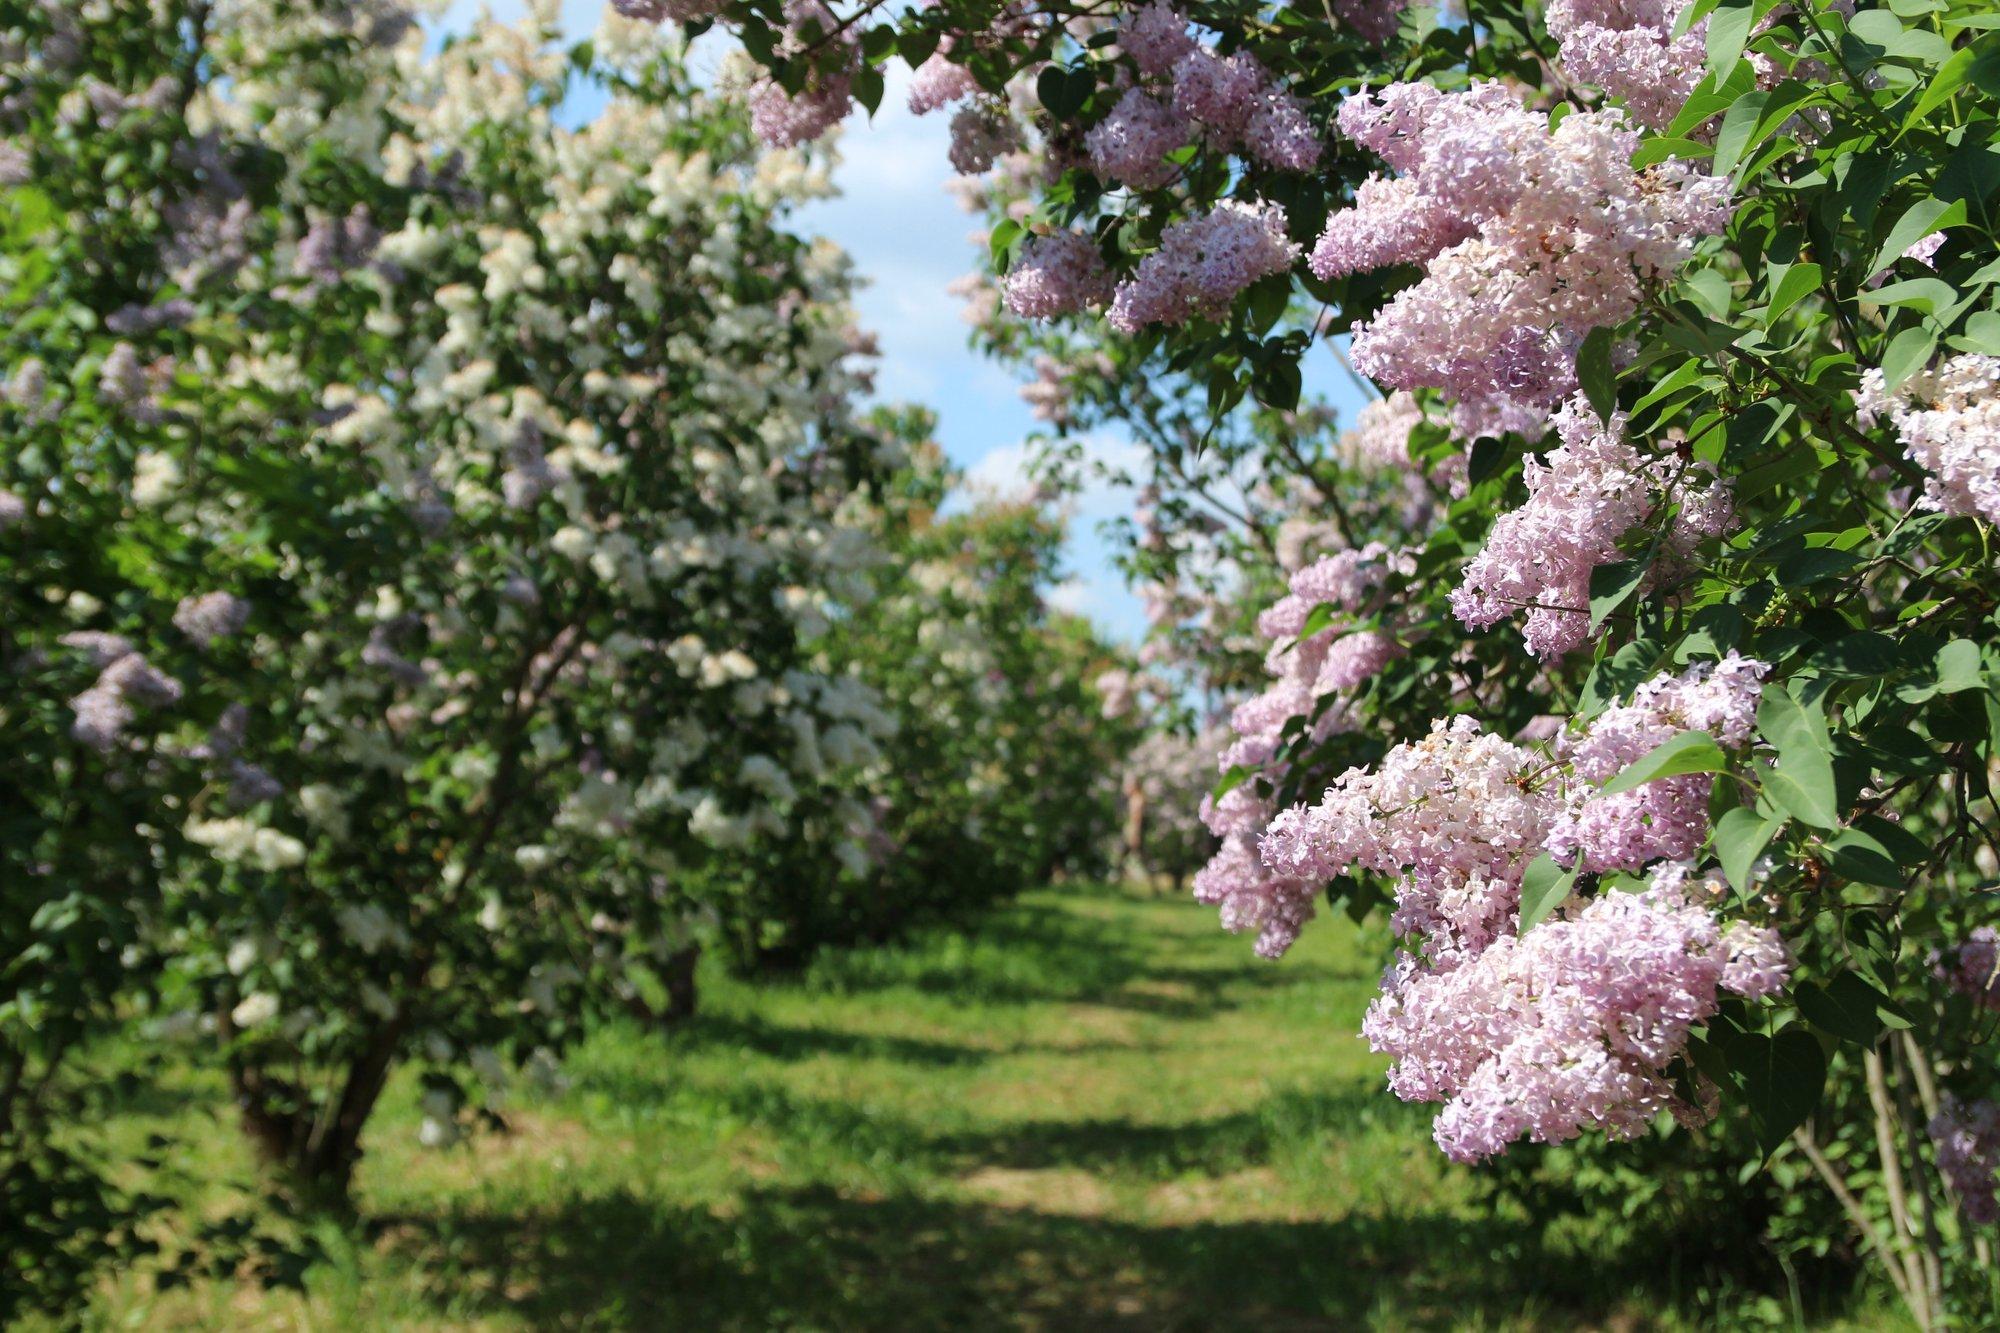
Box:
(1518, 852, 1578, 932)
(1588, 557, 1649, 631)
(1882, 325, 1938, 391)
(1909, 36, 2000, 123)
(1868, 198, 1967, 279)
(1296, 600, 1339, 643)
(989, 219, 1023, 263)
(1214, 765, 1251, 799)
(1631, 136, 1713, 168)
(1706, 1, 1757, 73)
(1861, 278, 1959, 316)
(1764, 262, 1822, 325)
(1713, 89, 1769, 175)
(1577, 326, 1618, 422)
(1726, 1027, 1828, 1157)
(1823, 828, 1902, 888)
(1935, 638, 1984, 692)
(1036, 65, 1093, 120)
(1714, 807, 1780, 892)
(1758, 688, 1840, 829)
(1796, 972, 1896, 1044)
(1599, 731, 1730, 796)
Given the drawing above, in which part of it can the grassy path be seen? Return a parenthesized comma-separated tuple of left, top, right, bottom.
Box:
(88, 883, 1885, 1330)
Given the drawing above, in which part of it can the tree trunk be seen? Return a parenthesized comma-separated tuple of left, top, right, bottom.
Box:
(626, 944, 701, 1027)
(230, 1019, 406, 1208)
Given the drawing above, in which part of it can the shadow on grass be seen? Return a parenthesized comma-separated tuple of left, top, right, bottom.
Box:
(784, 899, 1372, 1020)
(370, 1183, 1683, 1332)
(667, 1013, 1000, 1068)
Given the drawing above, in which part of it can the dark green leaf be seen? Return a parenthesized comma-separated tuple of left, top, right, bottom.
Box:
(1726, 1027, 1828, 1156)
(1578, 326, 1618, 421)
(1796, 972, 1894, 1044)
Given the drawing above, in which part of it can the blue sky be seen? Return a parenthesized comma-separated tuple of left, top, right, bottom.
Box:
(434, 2, 1371, 639)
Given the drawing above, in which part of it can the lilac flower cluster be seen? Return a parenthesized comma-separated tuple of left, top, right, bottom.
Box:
(62, 632, 184, 752)
(1002, 231, 1115, 319)
(1452, 397, 1734, 660)
(1365, 864, 1787, 1161)
(1314, 83, 1729, 421)
(1330, 0, 1412, 44)
(611, 0, 726, 23)
(748, 1, 859, 148)
(1108, 200, 1298, 331)
(173, 591, 251, 648)
(1103, 5, 1320, 177)
(1084, 88, 1188, 192)
(1545, 0, 1712, 131)
(1933, 926, 2000, 1010)
(1931, 1096, 2000, 1225)
(908, 48, 978, 115)
(1255, 541, 1396, 641)
(1854, 354, 2000, 529)
(949, 104, 1023, 175)
(1261, 717, 1558, 959)
(1205, 645, 1782, 1159)
(1546, 655, 1768, 872)
(1192, 539, 1419, 958)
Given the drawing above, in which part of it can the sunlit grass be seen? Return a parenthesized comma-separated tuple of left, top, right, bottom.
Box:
(72, 883, 1904, 1331)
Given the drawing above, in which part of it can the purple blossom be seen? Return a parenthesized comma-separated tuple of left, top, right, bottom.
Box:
(1108, 200, 1299, 331)
(173, 591, 251, 647)
(1085, 88, 1189, 191)
(1001, 232, 1114, 320)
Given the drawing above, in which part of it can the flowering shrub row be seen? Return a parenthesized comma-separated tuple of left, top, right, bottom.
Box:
(0, 2, 1123, 1313)
(642, 0, 2000, 1319)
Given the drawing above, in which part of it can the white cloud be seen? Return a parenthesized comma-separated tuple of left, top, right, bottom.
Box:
(1046, 579, 1094, 616)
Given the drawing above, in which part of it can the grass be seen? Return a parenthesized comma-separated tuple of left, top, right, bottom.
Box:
(73, 882, 1900, 1330)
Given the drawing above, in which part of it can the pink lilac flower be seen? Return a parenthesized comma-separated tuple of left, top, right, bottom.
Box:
(1364, 864, 1788, 1162)
(1320, 84, 1728, 418)
(948, 104, 1022, 174)
(70, 684, 133, 752)
(748, 1, 858, 148)
(1108, 200, 1299, 331)
(1121, 1, 1198, 76)
(1003, 231, 1115, 319)
(1545, 0, 1712, 131)
(228, 760, 284, 808)
(1244, 85, 1321, 171)
(1255, 541, 1395, 639)
(908, 50, 978, 115)
(173, 591, 251, 647)
(1172, 48, 1267, 138)
(1546, 655, 1768, 872)
(100, 653, 183, 706)
(1085, 87, 1189, 191)
(1903, 231, 1946, 268)
(1934, 926, 2000, 1009)
(1932, 1096, 2000, 1224)
(1260, 716, 1559, 958)
(1854, 354, 2000, 529)
(1311, 175, 1475, 277)
(60, 631, 136, 667)
(1315, 629, 1405, 693)
(1194, 829, 1322, 958)
(611, 0, 725, 19)
(1452, 396, 1733, 660)
(66, 642, 183, 752)
(1332, 0, 1411, 44)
